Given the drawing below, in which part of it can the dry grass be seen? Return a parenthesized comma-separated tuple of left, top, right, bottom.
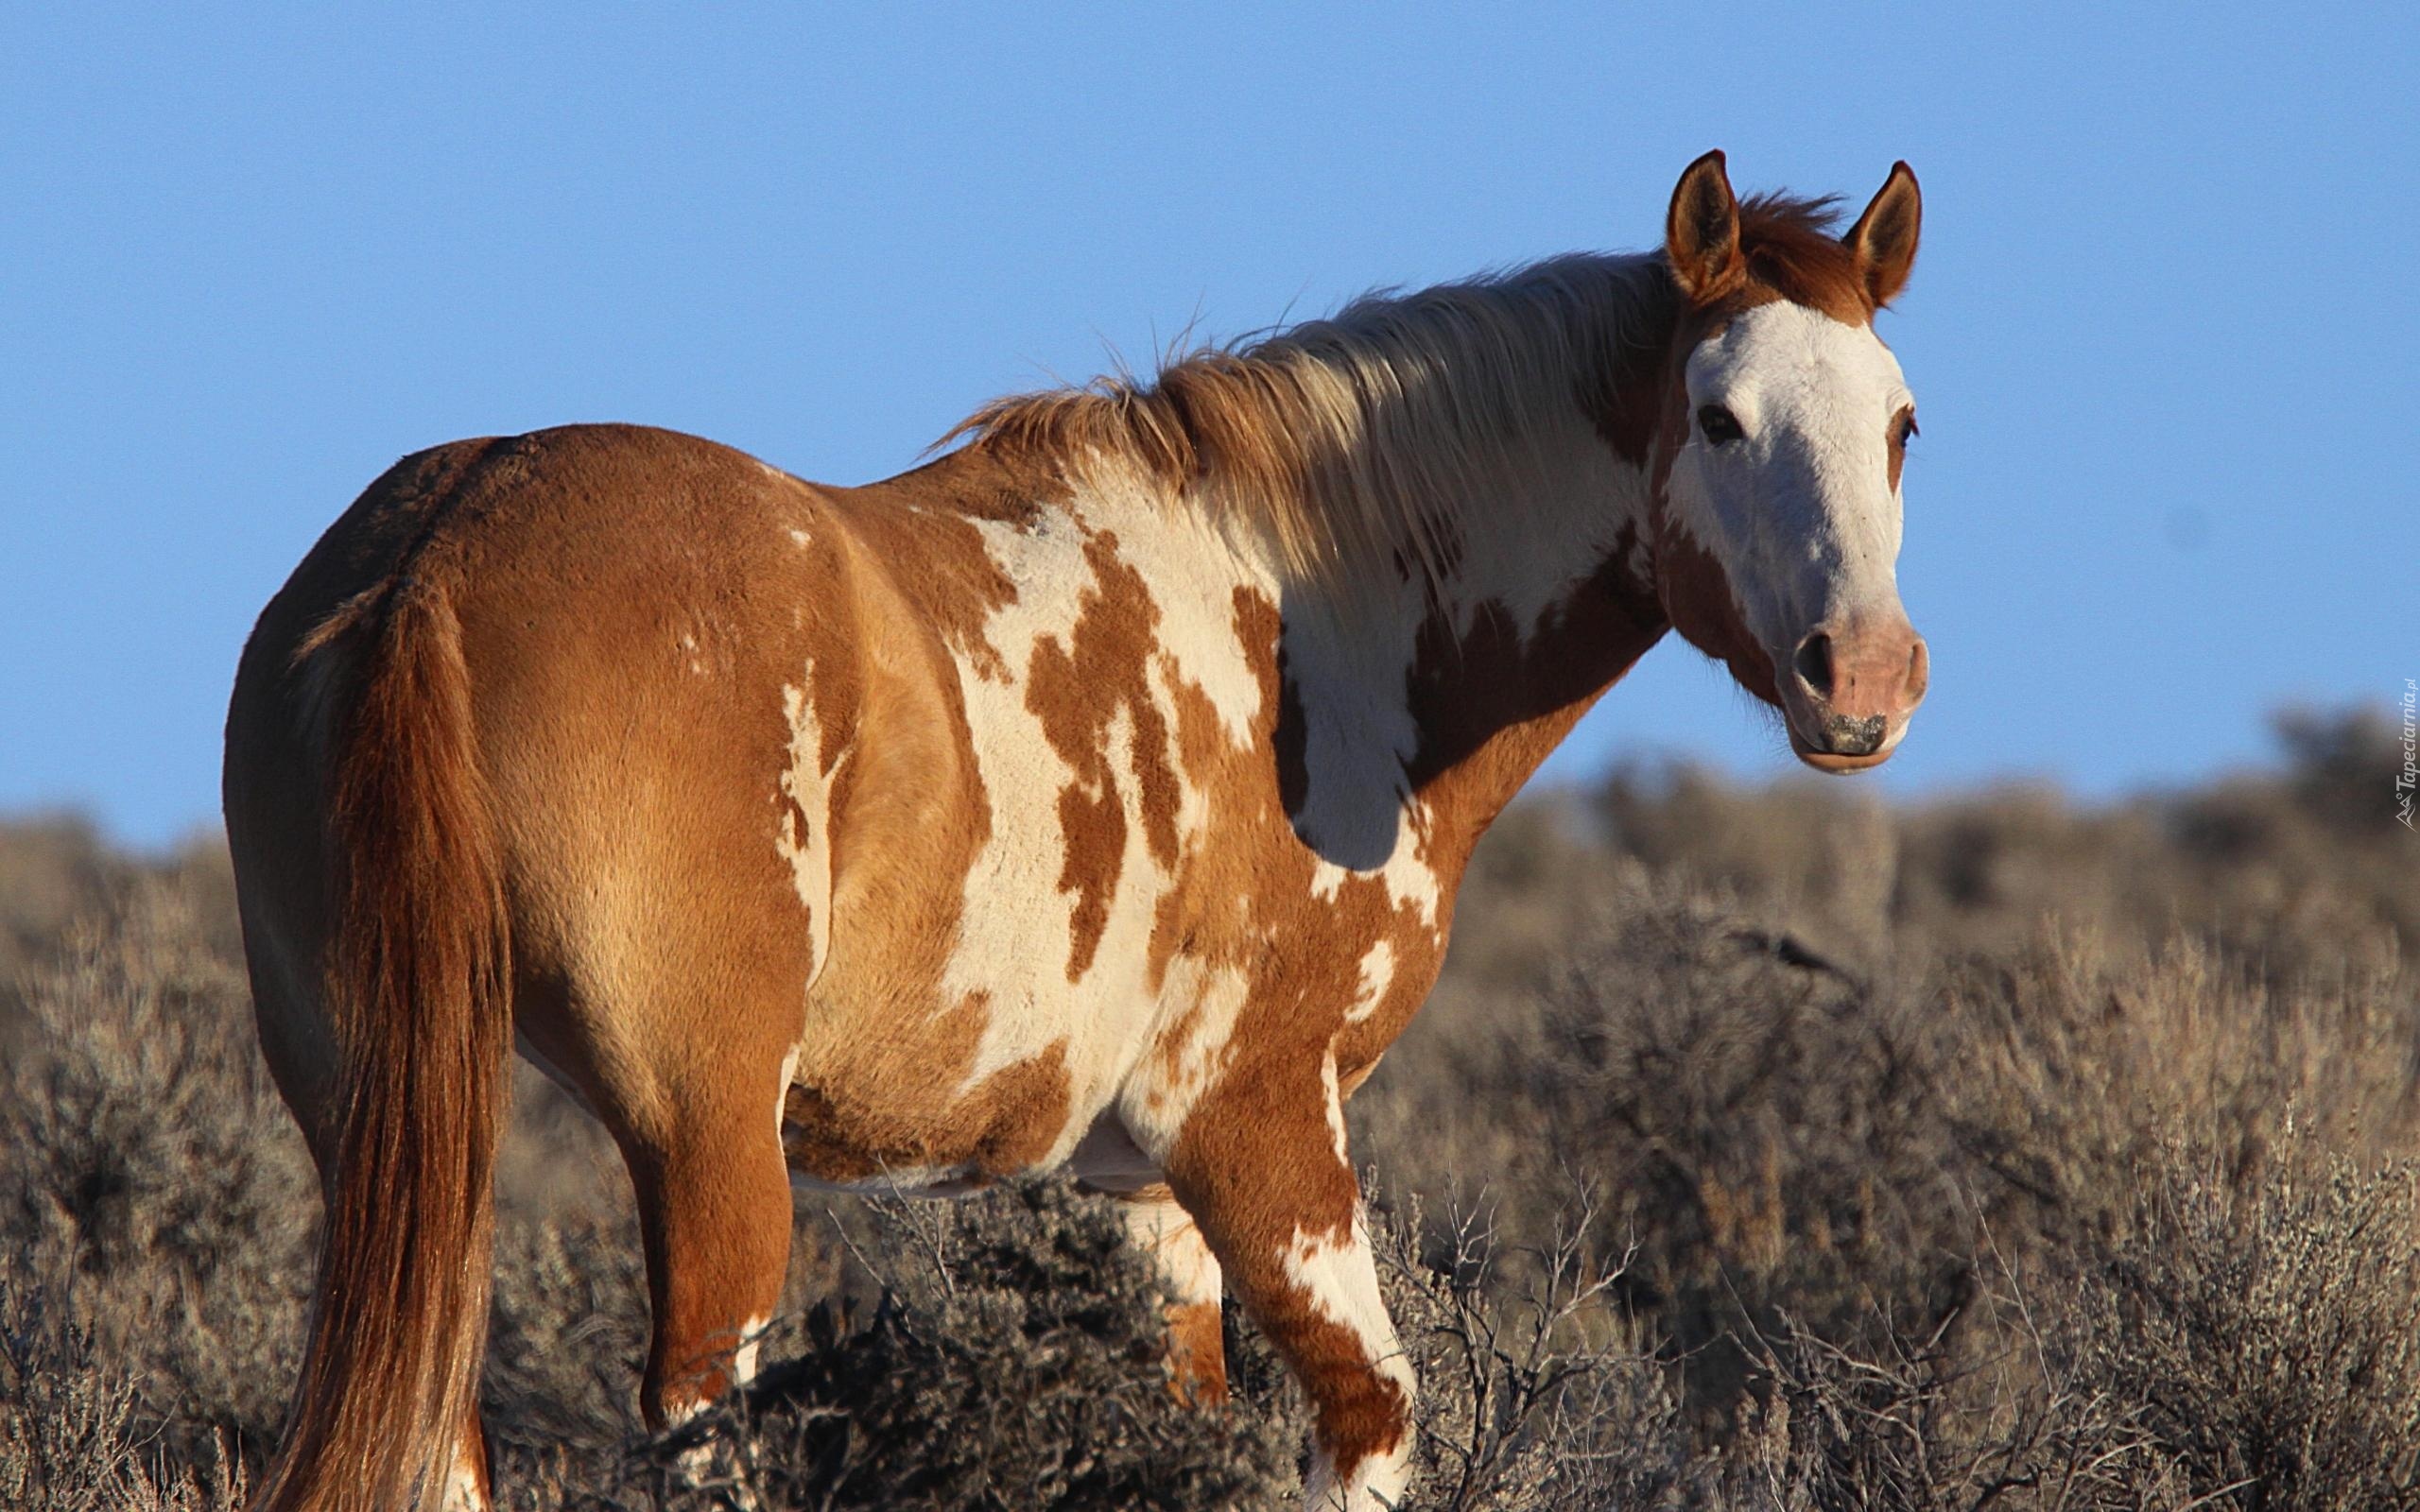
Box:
(3, 706, 2415, 1509)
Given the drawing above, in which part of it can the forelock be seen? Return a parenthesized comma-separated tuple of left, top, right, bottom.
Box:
(1731, 193, 1875, 324)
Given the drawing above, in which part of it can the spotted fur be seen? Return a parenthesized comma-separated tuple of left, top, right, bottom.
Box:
(225, 153, 1927, 1511)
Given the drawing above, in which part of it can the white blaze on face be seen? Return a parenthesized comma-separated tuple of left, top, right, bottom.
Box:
(1666, 301, 1915, 653)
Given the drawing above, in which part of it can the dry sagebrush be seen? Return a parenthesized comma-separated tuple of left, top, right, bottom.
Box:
(6, 707, 2418, 1509)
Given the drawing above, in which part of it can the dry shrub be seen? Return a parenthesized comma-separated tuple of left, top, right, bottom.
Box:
(1587, 707, 2415, 986)
(610, 1183, 1299, 1512)
(1371, 1190, 1692, 1512)
(6, 705, 2418, 1508)
(2051, 1150, 2420, 1510)
(0, 1268, 253, 1512)
(0, 881, 311, 1475)
(0, 816, 237, 1024)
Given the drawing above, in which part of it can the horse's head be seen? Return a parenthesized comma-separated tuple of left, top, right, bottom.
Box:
(1647, 151, 1927, 773)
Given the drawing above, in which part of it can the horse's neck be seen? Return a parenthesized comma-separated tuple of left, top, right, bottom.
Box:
(1270, 412, 1669, 880)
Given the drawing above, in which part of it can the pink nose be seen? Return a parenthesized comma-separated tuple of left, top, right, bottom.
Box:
(1789, 616, 1928, 756)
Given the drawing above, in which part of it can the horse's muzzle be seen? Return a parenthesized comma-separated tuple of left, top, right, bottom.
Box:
(1779, 613, 1928, 773)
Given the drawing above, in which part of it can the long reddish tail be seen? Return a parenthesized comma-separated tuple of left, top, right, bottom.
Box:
(255, 573, 512, 1512)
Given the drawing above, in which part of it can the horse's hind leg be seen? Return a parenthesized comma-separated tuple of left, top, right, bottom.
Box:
(625, 1086, 795, 1430)
(1109, 1184, 1229, 1405)
(551, 988, 799, 1432)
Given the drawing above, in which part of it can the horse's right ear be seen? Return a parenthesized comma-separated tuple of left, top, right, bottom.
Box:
(1666, 150, 1742, 303)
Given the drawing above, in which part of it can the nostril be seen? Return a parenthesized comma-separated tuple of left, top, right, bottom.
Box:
(1793, 632, 1834, 698)
(1905, 638, 1930, 701)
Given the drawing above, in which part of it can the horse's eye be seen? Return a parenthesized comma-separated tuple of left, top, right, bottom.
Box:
(1894, 410, 1919, 446)
(1697, 404, 1743, 446)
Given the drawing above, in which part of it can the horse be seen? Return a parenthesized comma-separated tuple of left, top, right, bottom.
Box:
(224, 149, 1927, 1512)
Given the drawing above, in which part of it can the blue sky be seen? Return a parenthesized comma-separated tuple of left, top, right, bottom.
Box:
(3, 4, 2411, 847)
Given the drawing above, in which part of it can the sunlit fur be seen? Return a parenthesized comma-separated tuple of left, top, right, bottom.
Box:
(950, 254, 1661, 612)
(225, 157, 1926, 1512)
(1668, 300, 1915, 660)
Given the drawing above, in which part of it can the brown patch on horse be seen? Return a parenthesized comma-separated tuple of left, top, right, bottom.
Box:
(1732, 194, 1876, 324)
(1402, 524, 1667, 840)
(783, 1000, 1074, 1182)
(1654, 527, 1778, 705)
(1164, 1300, 1230, 1406)
(1025, 528, 1184, 981)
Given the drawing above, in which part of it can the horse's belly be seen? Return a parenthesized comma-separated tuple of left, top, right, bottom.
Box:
(776, 984, 1115, 1193)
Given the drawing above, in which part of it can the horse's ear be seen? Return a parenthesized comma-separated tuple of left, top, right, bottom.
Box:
(1844, 162, 1921, 307)
(1666, 150, 1743, 303)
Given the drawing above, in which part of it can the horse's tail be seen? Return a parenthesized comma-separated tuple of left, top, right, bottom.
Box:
(255, 570, 513, 1512)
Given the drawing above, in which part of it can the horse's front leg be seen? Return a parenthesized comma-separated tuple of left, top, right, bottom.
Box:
(1107, 1183, 1230, 1405)
(1156, 1050, 1415, 1512)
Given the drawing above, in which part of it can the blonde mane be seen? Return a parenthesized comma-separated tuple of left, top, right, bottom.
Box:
(945, 252, 1670, 602)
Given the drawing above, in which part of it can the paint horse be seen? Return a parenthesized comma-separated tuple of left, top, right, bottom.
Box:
(225, 151, 1928, 1512)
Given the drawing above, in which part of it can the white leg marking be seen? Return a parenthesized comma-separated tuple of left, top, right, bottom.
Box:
(733, 1310, 771, 1386)
(1118, 1193, 1222, 1309)
(1345, 938, 1394, 1024)
(1287, 1211, 1415, 1512)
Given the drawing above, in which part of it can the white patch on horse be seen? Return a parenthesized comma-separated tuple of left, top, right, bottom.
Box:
(1669, 300, 1913, 648)
(774, 682, 834, 978)
(1117, 1191, 1223, 1309)
(1321, 1051, 1348, 1163)
(773, 1043, 801, 1142)
(1306, 837, 1441, 928)
(734, 1312, 770, 1386)
(787, 527, 810, 546)
(1344, 939, 1393, 1024)
(1084, 471, 1275, 746)
(939, 490, 1274, 1168)
(1436, 417, 1640, 641)
(1284, 1211, 1415, 1509)
(935, 507, 1112, 1139)
(1118, 956, 1253, 1159)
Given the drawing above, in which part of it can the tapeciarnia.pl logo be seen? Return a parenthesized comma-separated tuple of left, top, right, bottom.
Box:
(2397, 678, 2416, 831)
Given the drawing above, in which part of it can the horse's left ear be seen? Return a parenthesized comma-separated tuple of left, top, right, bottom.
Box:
(1843, 162, 1921, 307)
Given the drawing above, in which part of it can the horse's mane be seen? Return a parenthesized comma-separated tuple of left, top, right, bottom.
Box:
(946, 194, 1856, 602)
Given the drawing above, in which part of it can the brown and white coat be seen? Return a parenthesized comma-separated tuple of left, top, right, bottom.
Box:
(226, 152, 1927, 1512)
